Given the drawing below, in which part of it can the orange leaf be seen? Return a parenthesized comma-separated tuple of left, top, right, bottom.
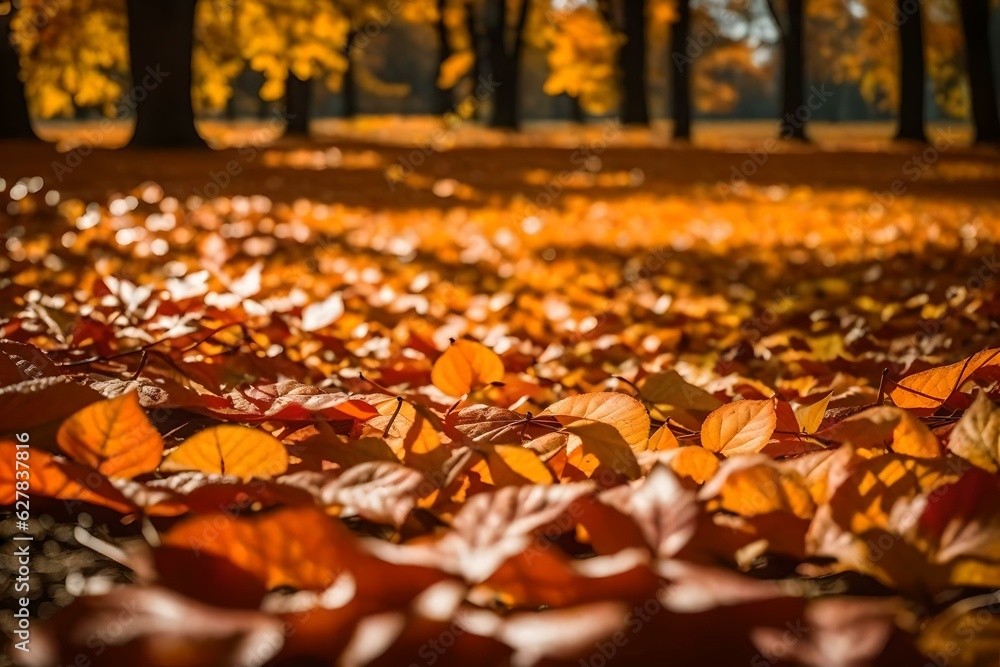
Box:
(56, 392, 163, 479)
(162, 506, 351, 590)
(890, 348, 1000, 412)
(668, 446, 720, 484)
(161, 424, 289, 480)
(0, 441, 135, 513)
(700, 399, 776, 457)
(431, 339, 504, 397)
(485, 444, 555, 486)
(645, 425, 680, 451)
(541, 392, 650, 448)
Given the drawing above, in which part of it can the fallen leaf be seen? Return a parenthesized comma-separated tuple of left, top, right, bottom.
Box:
(56, 392, 163, 479)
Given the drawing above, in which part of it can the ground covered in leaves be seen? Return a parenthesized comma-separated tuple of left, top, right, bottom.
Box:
(3, 128, 1000, 666)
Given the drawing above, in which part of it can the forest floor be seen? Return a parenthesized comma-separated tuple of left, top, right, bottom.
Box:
(3, 123, 1000, 666)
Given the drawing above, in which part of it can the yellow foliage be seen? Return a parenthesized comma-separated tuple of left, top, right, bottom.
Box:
(542, 6, 623, 115)
(12, 0, 129, 119)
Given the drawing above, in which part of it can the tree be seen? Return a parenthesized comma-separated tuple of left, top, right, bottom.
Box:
(126, 0, 204, 147)
(894, 0, 927, 141)
(1, 1, 35, 139)
(487, 0, 529, 129)
(9, 0, 128, 131)
(620, 0, 649, 125)
(766, 0, 808, 140)
(958, 0, 1000, 144)
(542, 4, 622, 119)
(671, 0, 692, 139)
(232, 0, 349, 135)
(436, 0, 455, 113)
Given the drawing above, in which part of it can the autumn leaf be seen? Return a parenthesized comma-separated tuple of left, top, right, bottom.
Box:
(163, 506, 352, 590)
(431, 339, 505, 397)
(0, 441, 135, 513)
(699, 456, 815, 519)
(592, 465, 699, 559)
(484, 444, 555, 486)
(890, 348, 1000, 412)
(791, 391, 832, 434)
(663, 446, 720, 484)
(700, 399, 777, 457)
(947, 392, 1000, 473)
(161, 424, 289, 480)
(316, 461, 429, 526)
(646, 425, 680, 451)
(56, 392, 163, 480)
(541, 392, 650, 449)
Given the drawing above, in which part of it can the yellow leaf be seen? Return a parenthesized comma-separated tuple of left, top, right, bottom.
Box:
(792, 392, 832, 434)
(947, 392, 1000, 473)
(161, 425, 288, 480)
(646, 425, 680, 451)
(485, 445, 554, 486)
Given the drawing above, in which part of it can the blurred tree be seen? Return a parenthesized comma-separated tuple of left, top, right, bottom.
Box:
(959, 0, 1000, 143)
(895, 0, 927, 140)
(620, 0, 649, 124)
(487, 0, 530, 128)
(231, 0, 350, 134)
(126, 0, 204, 147)
(10, 0, 128, 124)
(766, 0, 808, 140)
(595, 0, 650, 125)
(671, 0, 692, 138)
(0, 1, 35, 139)
(541, 3, 623, 118)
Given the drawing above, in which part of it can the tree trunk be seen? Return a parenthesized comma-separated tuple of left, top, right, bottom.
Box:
(895, 0, 927, 142)
(285, 74, 312, 136)
(779, 0, 807, 140)
(959, 0, 1000, 144)
(621, 0, 649, 125)
(435, 0, 455, 114)
(489, 0, 527, 129)
(125, 0, 205, 148)
(568, 94, 584, 123)
(343, 32, 357, 118)
(0, 10, 36, 140)
(671, 0, 692, 140)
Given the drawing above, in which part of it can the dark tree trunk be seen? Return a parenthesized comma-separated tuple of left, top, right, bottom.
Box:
(621, 0, 649, 125)
(125, 0, 205, 148)
(778, 0, 807, 140)
(343, 32, 357, 118)
(285, 74, 312, 136)
(435, 0, 455, 114)
(568, 94, 585, 123)
(671, 0, 692, 140)
(0, 10, 36, 140)
(959, 0, 1000, 144)
(489, 0, 528, 129)
(895, 0, 927, 142)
